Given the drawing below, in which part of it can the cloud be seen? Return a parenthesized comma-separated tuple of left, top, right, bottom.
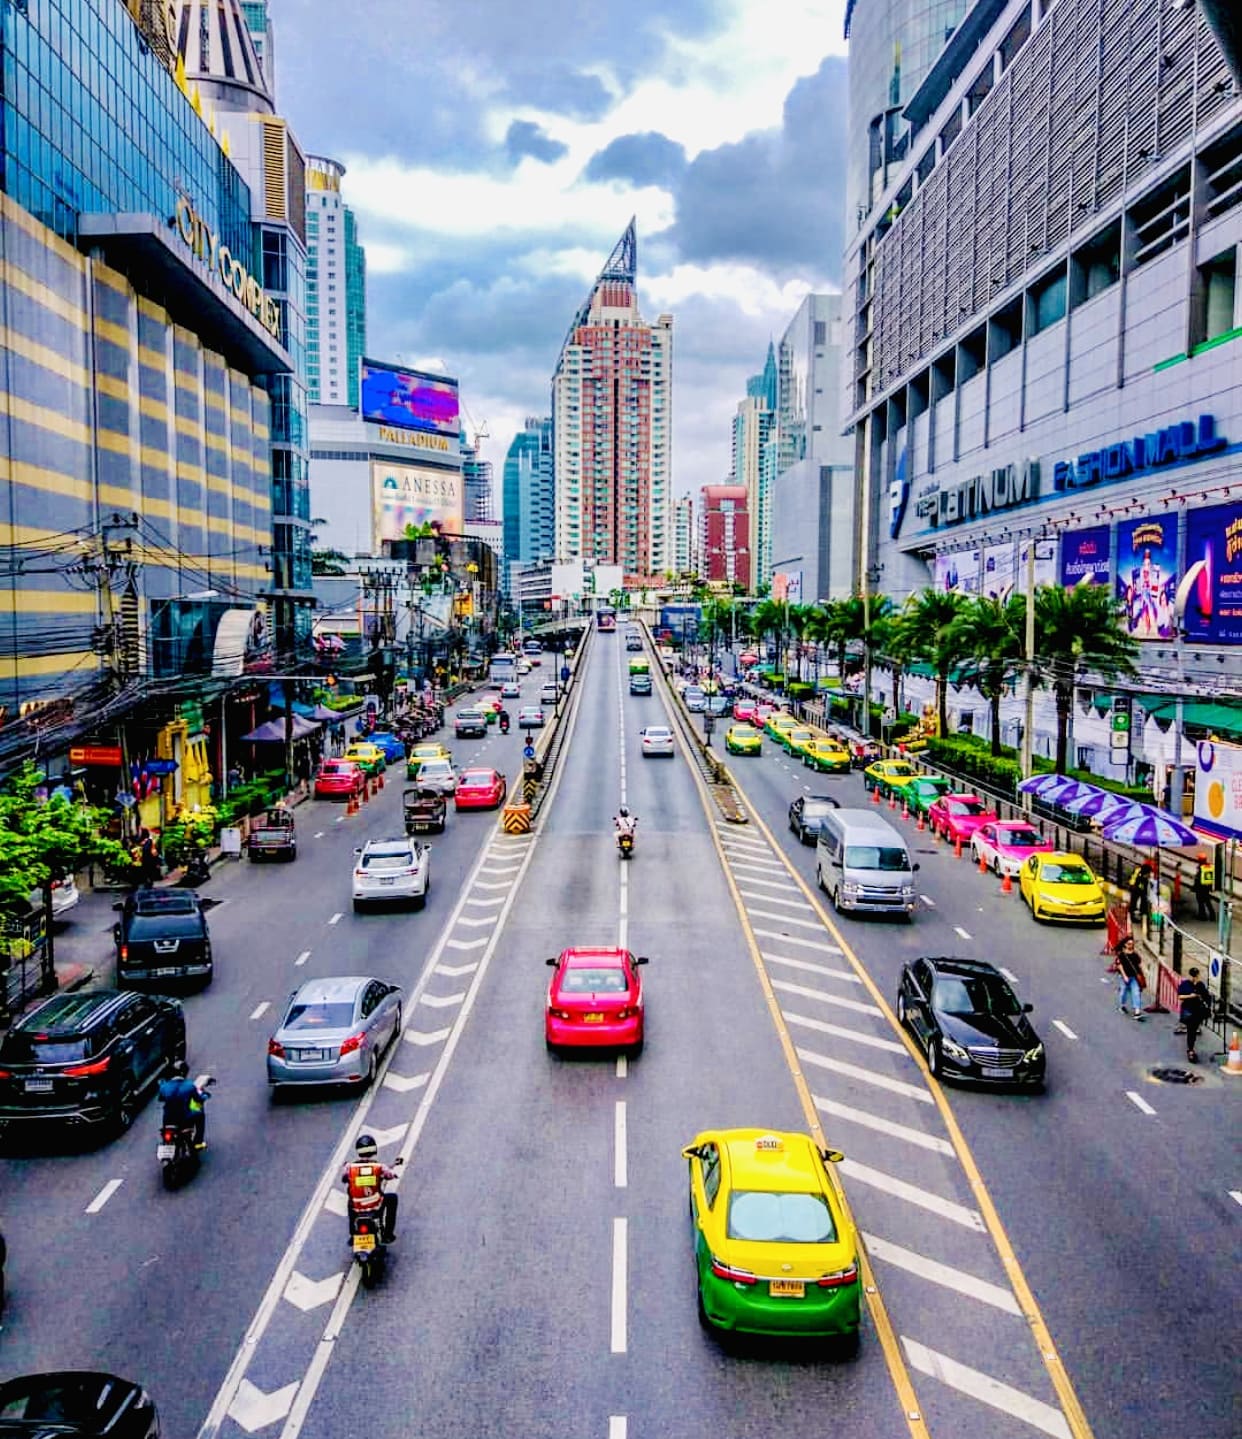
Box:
(502, 63, 614, 121)
(583, 132, 687, 189)
(505, 120, 569, 166)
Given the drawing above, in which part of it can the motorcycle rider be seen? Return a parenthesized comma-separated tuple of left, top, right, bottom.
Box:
(498, 708, 511, 734)
(342, 1134, 398, 1243)
(158, 1061, 208, 1150)
(613, 806, 638, 848)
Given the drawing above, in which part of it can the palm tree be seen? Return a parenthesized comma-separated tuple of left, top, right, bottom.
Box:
(819, 596, 869, 680)
(950, 595, 1026, 757)
(900, 589, 970, 737)
(868, 597, 913, 718)
(1034, 584, 1138, 773)
(786, 604, 814, 680)
(749, 599, 787, 672)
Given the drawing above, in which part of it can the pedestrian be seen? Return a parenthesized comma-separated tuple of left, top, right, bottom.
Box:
(1127, 860, 1153, 921)
(1111, 936, 1146, 1020)
(1175, 967, 1211, 1062)
(138, 828, 161, 886)
(1192, 853, 1215, 921)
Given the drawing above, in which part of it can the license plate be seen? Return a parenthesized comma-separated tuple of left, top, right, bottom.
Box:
(583, 1013, 605, 1024)
(157, 1144, 176, 1160)
(24, 1078, 52, 1093)
(769, 1279, 805, 1298)
(353, 1233, 376, 1253)
(380, 877, 395, 886)
(296, 1049, 327, 1062)
(988, 1067, 1014, 1079)
(154, 967, 178, 976)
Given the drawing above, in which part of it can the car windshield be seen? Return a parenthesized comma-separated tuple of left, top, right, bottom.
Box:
(934, 975, 1022, 1017)
(561, 968, 628, 993)
(727, 1190, 836, 1244)
(1, 1035, 91, 1063)
(947, 799, 986, 816)
(645, 729, 671, 739)
(1042, 863, 1093, 884)
(844, 845, 909, 871)
(127, 913, 204, 939)
(460, 774, 492, 788)
(804, 801, 837, 817)
(1002, 826, 1041, 846)
(285, 1001, 355, 1029)
(362, 851, 412, 869)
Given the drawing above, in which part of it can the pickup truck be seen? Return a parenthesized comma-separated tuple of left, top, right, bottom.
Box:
(403, 786, 447, 835)
(246, 807, 297, 861)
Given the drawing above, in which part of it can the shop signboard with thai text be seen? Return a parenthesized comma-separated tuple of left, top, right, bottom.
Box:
(1181, 500, 1242, 645)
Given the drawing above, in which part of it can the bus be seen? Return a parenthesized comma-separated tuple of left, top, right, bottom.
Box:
(488, 652, 518, 689)
(596, 607, 617, 632)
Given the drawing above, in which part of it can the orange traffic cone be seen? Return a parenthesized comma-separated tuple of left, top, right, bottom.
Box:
(978, 851, 987, 873)
(954, 838, 963, 859)
(346, 792, 357, 816)
(377, 769, 385, 791)
(1224, 1032, 1242, 1077)
(871, 785, 881, 805)
(1000, 871, 1012, 894)
(888, 791, 897, 810)
(916, 812, 925, 831)
(902, 800, 910, 819)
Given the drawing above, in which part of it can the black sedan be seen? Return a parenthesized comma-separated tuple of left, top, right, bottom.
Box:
(0, 1372, 159, 1437)
(788, 794, 841, 845)
(897, 956, 1046, 1087)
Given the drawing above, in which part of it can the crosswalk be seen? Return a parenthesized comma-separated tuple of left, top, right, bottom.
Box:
(713, 819, 1080, 1439)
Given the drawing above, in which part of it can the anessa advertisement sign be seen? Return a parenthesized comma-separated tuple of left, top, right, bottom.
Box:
(170, 195, 281, 340)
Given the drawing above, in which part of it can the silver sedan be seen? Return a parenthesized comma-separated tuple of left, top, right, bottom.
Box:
(267, 975, 403, 1093)
(640, 725, 675, 756)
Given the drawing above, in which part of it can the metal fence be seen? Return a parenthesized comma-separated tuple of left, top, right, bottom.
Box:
(0, 909, 48, 1021)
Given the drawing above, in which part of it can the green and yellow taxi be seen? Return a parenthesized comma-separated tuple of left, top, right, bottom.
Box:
(342, 742, 386, 777)
(724, 723, 763, 756)
(763, 711, 799, 742)
(862, 758, 918, 796)
(683, 1128, 861, 1343)
(1018, 852, 1107, 924)
(903, 774, 952, 816)
(777, 725, 819, 757)
(406, 742, 452, 780)
(628, 657, 650, 677)
(801, 737, 852, 774)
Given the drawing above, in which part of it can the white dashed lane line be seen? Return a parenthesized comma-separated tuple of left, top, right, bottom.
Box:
(249, 1002, 270, 1021)
(1052, 1019, 1078, 1040)
(85, 1179, 123, 1214)
(1126, 1090, 1157, 1116)
(327, 912, 342, 926)
(901, 1339, 1073, 1439)
(954, 925, 972, 940)
(295, 950, 310, 966)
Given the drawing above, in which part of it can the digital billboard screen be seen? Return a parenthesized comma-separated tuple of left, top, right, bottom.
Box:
(361, 360, 460, 437)
(371, 461, 463, 547)
(1182, 500, 1242, 645)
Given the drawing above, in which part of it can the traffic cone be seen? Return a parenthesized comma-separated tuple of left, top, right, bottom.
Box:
(954, 839, 962, 859)
(902, 799, 910, 819)
(377, 769, 385, 791)
(888, 791, 897, 810)
(1001, 871, 1012, 894)
(871, 785, 881, 805)
(916, 812, 925, 831)
(1224, 1033, 1242, 1077)
(978, 851, 987, 873)
(346, 792, 357, 816)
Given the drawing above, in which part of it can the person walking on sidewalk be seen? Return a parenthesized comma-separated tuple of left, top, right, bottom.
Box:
(1127, 861, 1153, 922)
(1192, 854, 1216, 921)
(1112, 936, 1146, 1020)
(1176, 967, 1211, 1062)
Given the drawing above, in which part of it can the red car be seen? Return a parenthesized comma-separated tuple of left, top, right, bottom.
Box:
(545, 946, 647, 1054)
(732, 699, 757, 723)
(455, 768, 508, 810)
(313, 759, 364, 800)
(927, 792, 997, 844)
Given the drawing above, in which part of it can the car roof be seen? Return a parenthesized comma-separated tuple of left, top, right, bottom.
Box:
(719, 1129, 823, 1192)
(560, 947, 630, 964)
(127, 888, 199, 912)
(289, 976, 370, 1004)
(1039, 851, 1090, 864)
(995, 819, 1039, 831)
(919, 955, 1006, 980)
(14, 990, 137, 1034)
(942, 792, 984, 802)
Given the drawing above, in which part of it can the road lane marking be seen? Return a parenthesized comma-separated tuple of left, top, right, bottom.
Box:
(954, 925, 972, 941)
(727, 857, 788, 873)
(611, 1217, 627, 1353)
(785, 1012, 908, 1054)
(313, 831, 325, 839)
(614, 1101, 627, 1188)
(901, 1339, 1073, 1439)
(798, 1047, 932, 1101)
(739, 890, 814, 911)
(85, 1179, 122, 1214)
(327, 913, 342, 926)
(1230, 1190, 1242, 1208)
(295, 950, 310, 966)
(382, 1071, 430, 1094)
(465, 895, 506, 907)
(752, 927, 842, 953)
(446, 938, 488, 951)
(749, 908, 835, 930)
(418, 991, 465, 1008)
(283, 1270, 345, 1313)
(1052, 1020, 1078, 1040)
(404, 1027, 450, 1046)
(435, 962, 479, 978)
(228, 1379, 298, 1434)
(609, 1419, 626, 1439)
(616, 1056, 628, 1079)
(815, 1096, 955, 1154)
(249, 1002, 270, 1021)
(840, 1159, 986, 1230)
(474, 879, 514, 891)
(864, 1233, 1021, 1313)
(920, 894, 936, 907)
(457, 914, 497, 927)
(763, 953, 862, 983)
(1126, 1090, 1156, 1115)
(773, 980, 882, 1016)
(730, 874, 800, 891)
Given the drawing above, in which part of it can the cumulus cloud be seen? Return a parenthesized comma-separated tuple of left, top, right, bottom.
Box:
(583, 132, 687, 189)
(505, 120, 569, 166)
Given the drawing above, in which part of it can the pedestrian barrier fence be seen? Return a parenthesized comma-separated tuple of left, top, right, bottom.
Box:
(0, 909, 47, 1021)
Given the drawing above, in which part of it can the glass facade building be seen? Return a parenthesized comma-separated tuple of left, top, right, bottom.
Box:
(305, 155, 366, 409)
(502, 418, 554, 596)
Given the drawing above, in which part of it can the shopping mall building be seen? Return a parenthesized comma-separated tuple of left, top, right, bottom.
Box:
(844, 0, 1242, 694)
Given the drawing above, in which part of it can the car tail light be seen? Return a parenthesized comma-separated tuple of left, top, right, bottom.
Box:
(339, 1032, 365, 1056)
(51, 879, 62, 891)
(549, 1008, 572, 1021)
(0, 1069, 11, 1079)
(63, 1056, 110, 1078)
(120, 944, 128, 962)
(816, 1263, 859, 1288)
(267, 1039, 285, 1059)
(710, 1256, 757, 1285)
(354, 869, 367, 879)
(615, 1007, 637, 1020)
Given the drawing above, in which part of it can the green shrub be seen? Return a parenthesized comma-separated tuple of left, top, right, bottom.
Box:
(786, 681, 814, 701)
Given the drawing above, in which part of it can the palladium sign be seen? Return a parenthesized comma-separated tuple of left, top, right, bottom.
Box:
(171, 195, 281, 340)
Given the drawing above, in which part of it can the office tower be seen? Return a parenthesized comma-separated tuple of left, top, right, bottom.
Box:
(306, 156, 367, 407)
(502, 418, 555, 595)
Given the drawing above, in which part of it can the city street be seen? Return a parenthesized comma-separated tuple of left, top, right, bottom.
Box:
(0, 635, 1236, 1439)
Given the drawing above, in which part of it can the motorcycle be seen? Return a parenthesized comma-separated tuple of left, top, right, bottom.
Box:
(616, 829, 635, 860)
(183, 845, 212, 886)
(499, 715, 510, 735)
(157, 1075, 214, 1189)
(350, 1157, 403, 1288)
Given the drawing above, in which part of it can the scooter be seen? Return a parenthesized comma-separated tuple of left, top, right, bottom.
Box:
(616, 829, 635, 860)
(350, 1157, 403, 1288)
(157, 1075, 214, 1189)
(183, 842, 212, 886)
(499, 715, 511, 735)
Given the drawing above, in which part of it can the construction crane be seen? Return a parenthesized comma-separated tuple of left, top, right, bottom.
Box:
(460, 402, 489, 453)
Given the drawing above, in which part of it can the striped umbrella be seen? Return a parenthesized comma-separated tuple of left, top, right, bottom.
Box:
(1102, 806, 1200, 848)
(1061, 790, 1144, 823)
(1017, 773, 1075, 797)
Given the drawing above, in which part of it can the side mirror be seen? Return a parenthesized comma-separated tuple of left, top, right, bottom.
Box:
(1022, 1002, 1033, 1013)
(635, 955, 649, 965)
(680, 1144, 703, 1161)
(912, 862, 921, 872)
(112, 901, 125, 912)
(818, 1146, 845, 1164)
(545, 957, 558, 967)
(353, 847, 362, 855)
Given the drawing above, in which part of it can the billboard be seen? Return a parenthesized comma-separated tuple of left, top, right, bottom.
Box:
(1116, 515, 1177, 640)
(981, 541, 1014, 599)
(372, 461, 463, 546)
(773, 571, 803, 603)
(360, 359, 460, 437)
(934, 549, 979, 594)
(1195, 740, 1242, 839)
(1018, 537, 1058, 588)
(1181, 500, 1242, 645)
(1060, 526, 1111, 587)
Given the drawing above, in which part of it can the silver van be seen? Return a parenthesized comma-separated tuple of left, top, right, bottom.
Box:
(815, 808, 919, 917)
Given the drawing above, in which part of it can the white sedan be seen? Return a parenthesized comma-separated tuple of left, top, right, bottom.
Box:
(352, 837, 431, 910)
(518, 706, 546, 728)
(639, 725, 675, 757)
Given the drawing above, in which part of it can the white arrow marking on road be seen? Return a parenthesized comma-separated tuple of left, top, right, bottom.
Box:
(227, 1380, 299, 1434)
(249, 1002, 270, 1021)
(369, 1122, 410, 1147)
(404, 1028, 450, 1046)
(446, 938, 488, 950)
(465, 895, 505, 907)
(382, 1070, 430, 1094)
(327, 913, 343, 926)
(473, 880, 513, 891)
(294, 950, 310, 967)
(283, 1270, 344, 1313)
(1052, 1019, 1078, 1040)
(1126, 1090, 1156, 1115)
(435, 962, 479, 977)
(323, 1189, 348, 1218)
(418, 991, 465, 1008)
(457, 914, 497, 927)
(85, 1179, 123, 1214)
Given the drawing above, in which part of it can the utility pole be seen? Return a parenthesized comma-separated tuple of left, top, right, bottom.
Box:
(1021, 537, 1037, 792)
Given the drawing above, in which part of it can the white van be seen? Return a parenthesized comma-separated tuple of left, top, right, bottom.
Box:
(815, 808, 919, 917)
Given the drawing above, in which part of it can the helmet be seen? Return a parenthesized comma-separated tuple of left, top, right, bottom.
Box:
(619, 806, 629, 818)
(355, 1133, 378, 1160)
(170, 1060, 189, 1078)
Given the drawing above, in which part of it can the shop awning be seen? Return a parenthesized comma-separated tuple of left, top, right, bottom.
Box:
(241, 715, 321, 742)
(1138, 696, 1242, 736)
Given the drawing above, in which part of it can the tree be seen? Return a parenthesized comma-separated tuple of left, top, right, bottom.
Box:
(311, 548, 349, 577)
(786, 604, 814, 681)
(749, 599, 788, 671)
(950, 595, 1027, 756)
(866, 596, 914, 718)
(818, 596, 869, 680)
(899, 589, 970, 737)
(1034, 584, 1139, 773)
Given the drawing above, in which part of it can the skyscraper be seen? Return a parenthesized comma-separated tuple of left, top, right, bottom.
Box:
(731, 341, 778, 590)
(305, 156, 367, 408)
(240, 0, 275, 91)
(551, 221, 673, 584)
(699, 486, 750, 586)
(462, 439, 494, 522)
(502, 418, 555, 595)
(673, 495, 695, 577)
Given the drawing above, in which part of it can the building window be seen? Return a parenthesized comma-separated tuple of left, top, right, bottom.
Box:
(1198, 249, 1239, 345)
(1027, 268, 1067, 336)
(1070, 221, 1121, 308)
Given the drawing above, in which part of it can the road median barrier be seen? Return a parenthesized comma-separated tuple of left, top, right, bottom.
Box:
(507, 622, 591, 826)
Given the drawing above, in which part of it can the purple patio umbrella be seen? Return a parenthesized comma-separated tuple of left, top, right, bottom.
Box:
(1102, 806, 1199, 848)
(1062, 789, 1145, 824)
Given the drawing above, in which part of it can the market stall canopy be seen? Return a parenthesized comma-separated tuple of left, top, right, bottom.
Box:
(241, 715, 321, 742)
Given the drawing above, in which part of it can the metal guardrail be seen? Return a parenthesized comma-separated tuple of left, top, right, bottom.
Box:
(525, 624, 591, 822)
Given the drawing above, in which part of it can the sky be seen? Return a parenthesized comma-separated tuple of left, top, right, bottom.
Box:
(273, 0, 850, 501)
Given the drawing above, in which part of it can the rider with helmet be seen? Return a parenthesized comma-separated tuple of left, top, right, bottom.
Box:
(342, 1134, 399, 1242)
(613, 806, 637, 845)
(157, 1061, 209, 1150)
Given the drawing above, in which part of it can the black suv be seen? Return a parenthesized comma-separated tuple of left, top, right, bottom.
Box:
(0, 1372, 159, 1437)
(114, 888, 212, 987)
(0, 990, 185, 1134)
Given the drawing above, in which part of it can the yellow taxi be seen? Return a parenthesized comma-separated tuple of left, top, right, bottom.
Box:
(682, 1128, 861, 1344)
(763, 711, 799, 741)
(778, 725, 820, 756)
(405, 742, 451, 780)
(724, 723, 763, 756)
(801, 737, 852, 774)
(862, 758, 918, 796)
(1018, 851, 1106, 923)
(342, 742, 386, 777)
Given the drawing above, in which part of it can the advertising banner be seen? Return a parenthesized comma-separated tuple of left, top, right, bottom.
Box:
(1059, 526, 1111, 588)
(1019, 537, 1057, 588)
(360, 360, 460, 437)
(1181, 500, 1242, 645)
(982, 541, 1015, 599)
(774, 571, 803, 603)
(372, 461, 463, 546)
(1195, 740, 1242, 839)
(934, 549, 979, 594)
(1115, 515, 1178, 640)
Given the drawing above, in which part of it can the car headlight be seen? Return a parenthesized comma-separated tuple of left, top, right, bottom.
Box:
(941, 1037, 970, 1064)
(1023, 1043, 1045, 1064)
(900, 885, 915, 898)
(841, 881, 861, 894)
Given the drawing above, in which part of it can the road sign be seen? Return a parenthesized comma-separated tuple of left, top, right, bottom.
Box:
(70, 745, 123, 766)
(560, 666, 570, 682)
(523, 742, 536, 761)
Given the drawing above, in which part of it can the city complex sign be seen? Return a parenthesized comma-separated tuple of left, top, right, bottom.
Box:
(170, 195, 281, 340)
(1053, 414, 1227, 492)
(376, 425, 453, 455)
(914, 460, 1040, 529)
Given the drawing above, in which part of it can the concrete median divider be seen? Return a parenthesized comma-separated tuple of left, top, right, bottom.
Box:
(502, 803, 532, 835)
